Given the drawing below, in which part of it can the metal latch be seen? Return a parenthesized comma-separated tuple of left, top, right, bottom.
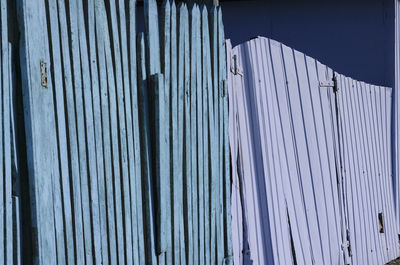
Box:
(319, 80, 334, 88)
(40, 61, 48, 88)
(231, 54, 243, 76)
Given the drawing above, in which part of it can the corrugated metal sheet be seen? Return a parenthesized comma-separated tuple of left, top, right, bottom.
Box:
(395, 0, 400, 240)
(228, 36, 399, 265)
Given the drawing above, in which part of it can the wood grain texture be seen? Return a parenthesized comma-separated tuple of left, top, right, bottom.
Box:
(13, 1, 231, 264)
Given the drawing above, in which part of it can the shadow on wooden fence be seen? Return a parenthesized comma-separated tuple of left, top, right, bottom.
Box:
(7, 0, 233, 264)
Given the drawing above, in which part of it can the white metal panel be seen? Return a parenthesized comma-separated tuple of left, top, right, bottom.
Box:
(230, 36, 399, 265)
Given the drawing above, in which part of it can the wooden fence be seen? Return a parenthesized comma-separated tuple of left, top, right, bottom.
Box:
(14, 0, 232, 264)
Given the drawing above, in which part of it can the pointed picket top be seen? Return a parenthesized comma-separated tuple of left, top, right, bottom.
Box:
(144, 0, 161, 74)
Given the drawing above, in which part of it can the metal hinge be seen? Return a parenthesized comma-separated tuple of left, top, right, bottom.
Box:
(319, 77, 339, 93)
(231, 54, 243, 76)
(40, 61, 48, 88)
(319, 80, 334, 88)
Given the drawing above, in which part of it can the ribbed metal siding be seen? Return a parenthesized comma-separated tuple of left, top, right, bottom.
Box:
(229, 36, 399, 265)
(394, 0, 400, 241)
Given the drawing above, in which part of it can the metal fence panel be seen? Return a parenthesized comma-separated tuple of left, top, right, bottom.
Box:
(229, 36, 399, 265)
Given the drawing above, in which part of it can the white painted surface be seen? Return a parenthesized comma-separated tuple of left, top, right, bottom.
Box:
(229, 36, 400, 265)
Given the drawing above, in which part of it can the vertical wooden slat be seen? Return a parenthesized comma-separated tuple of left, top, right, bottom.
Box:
(0, 0, 3, 260)
(162, 2, 173, 265)
(138, 32, 157, 265)
(181, 5, 189, 264)
(171, 2, 180, 264)
(129, 1, 145, 264)
(12, 196, 21, 265)
(96, 19, 118, 265)
(144, 0, 161, 74)
(88, 0, 109, 263)
(10, 46, 21, 265)
(18, 0, 58, 262)
(195, 5, 205, 265)
(0, 2, 5, 261)
(107, 0, 132, 262)
(216, 7, 225, 264)
(4, 42, 12, 265)
(223, 39, 233, 265)
(68, 0, 95, 263)
(209, 8, 218, 262)
(185, 5, 196, 265)
(153, 72, 168, 265)
(189, 6, 199, 265)
(56, 0, 86, 262)
(201, 7, 212, 265)
(14, 1, 233, 264)
(0, 0, 2, 258)
(46, 0, 75, 263)
(173, 4, 185, 264)
(76, 0, 103, 263)
(160, 4, 171, 265)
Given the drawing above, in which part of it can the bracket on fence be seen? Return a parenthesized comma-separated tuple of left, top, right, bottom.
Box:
(319, 78, 339, 93)
(319, 80, 334, 88)
(40, 61, 48, 88)
(231, 54, 243, 76)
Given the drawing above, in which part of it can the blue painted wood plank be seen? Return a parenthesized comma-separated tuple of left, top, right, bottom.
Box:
(67, 0, 94, 262)
(160, 2, 172, 264)
(208, 8, 218, 262)
(137, 32, 157, 265)
(117, 0, 138, 262)
(18, 0, 59, 263)
(129, 1, 145, 264)
(0, 2, 4, 262)
(201, 7, 213, 264)
(171, 2, 181, 264)
(12, 196, 21, 265)
(186, 5, 198, 265)
(179, 5, 188, 265)
(188, 5, 199, 265)
(46, 1, 75, 263)
(4, 42, 12, 265)
(216, 8, 225, 264)
(0, 14, 3, 264)
(161, 0, 173, 264)
(0, 2, 3, 260)
(172, 4, 186, 264)
(144, 0, 161, 74)
(194, 5, 205, 265)
(9, 50, 21, 265)
(108, 0, 132, 263)
(87, 0, 109, 263)
(95, 14, 118, 264)
(153, 71, 168, 255)
(97, 2, 127, 263)
(56, 0, 85, 262)
(76, 1, 103, 263)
